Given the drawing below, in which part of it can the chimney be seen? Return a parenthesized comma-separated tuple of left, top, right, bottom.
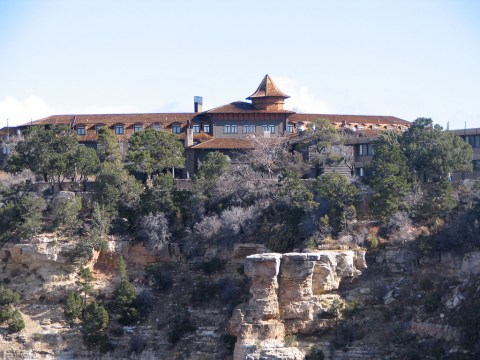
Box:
(194, 96, 203, 113)
(185, 120, 194, 148)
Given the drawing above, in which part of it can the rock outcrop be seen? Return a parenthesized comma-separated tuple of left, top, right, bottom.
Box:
(229, 250, 366, 360)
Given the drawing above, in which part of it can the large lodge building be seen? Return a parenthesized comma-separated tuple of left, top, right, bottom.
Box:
(1, 75, 479, 178)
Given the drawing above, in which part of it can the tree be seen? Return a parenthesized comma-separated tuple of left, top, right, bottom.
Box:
(298, 118, 343, 177)
(96, 127, 122, 163)
(195, 151, 230, 180)
(240, 136, 306, 179)
(367, 131, 410, 222)
(314, 173, 358, 235)
(0, 182, 46, 241)
(64, 291, 84, 323)
(50, 194, 82, 235)
(6, 125, 80, 184)
(95, 161, 142, 215)
(70, 145, 100, 182)
(81, 300, 110, 347)
(137, 213, 170, 251)
(127, 129, 185, 181)
(0, 285, 24, 333)
(403, 118, 472, 182)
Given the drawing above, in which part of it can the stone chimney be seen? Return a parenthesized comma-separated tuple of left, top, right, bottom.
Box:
(194, 96, 203, 113)
(185, 120, 194, 148)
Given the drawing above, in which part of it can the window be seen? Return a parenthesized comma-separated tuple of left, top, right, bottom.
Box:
(287, 124, 294, 133)
(192, 125, 200, 133)
(243, 125, 256, 134)
(357, 167, 365, 177)
(465, 135, 480, 148)
(358, 144, 374, 156)
(2, 146, 10, 155)
(115, 125, 124, 135)
(76, 126, 85, 136)
(95, 125, 103, 134)
(172, 124, 181, 134)
(224, 125, 238, 134)
(152, 123, 161, 130)
(133, 124, 142, 133)
(473, 160, 480, 171)
(203, 124, 210, 133)
(262, 125, 275, 134)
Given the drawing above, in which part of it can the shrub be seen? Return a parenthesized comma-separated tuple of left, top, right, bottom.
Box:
(144, 263, 173, 293)
(81, 301, 110, 348)
(7, 309, 25, 333)
(190, 280, 218, 306)
(64, 291, 83, 322)
(304, 346, 325, 360)
(129, 335, 147, 354)
(167, 303, 196, 344)
(137, 213, 170, 251)
(115, 280, 140, 325)
(0, 285, 20, 305)
(284, 334, 297, 347)
(200, 257, 226, 275)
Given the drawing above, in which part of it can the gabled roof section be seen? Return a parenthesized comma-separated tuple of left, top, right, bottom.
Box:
(247, 74, 289, 100)
(21, 113, 196, 127)
(206, 101, 294, 114)
(288, 114, 410, 126)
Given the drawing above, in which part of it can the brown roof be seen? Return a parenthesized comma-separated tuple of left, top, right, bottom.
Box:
(247, 74, 289, 99)
(288, 113, 410, 126)
(206, 101, 294, 114)
(22, 113, 196, 127)
(189, 138, 256, 150)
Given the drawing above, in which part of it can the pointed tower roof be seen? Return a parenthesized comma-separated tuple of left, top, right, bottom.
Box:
(247, 74, 290, 100)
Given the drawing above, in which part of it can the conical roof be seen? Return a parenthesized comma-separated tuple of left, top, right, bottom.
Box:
(246, 74, 290, 100)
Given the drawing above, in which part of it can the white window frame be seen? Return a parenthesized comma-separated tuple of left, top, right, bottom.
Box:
(76, 126, 85, 136)
(133, 124, 143, 133)
(152, 123, 161, 130)
(192, 124, 200, 133)
(115, 125, 124, 135)
(262, 125, 275, 134)
(243, 125, 256, 134)
(287, 124, 294, 133)
(203, 124, 210, 133)
(224, 125, 238, 134)
(172, 124, 181, 134)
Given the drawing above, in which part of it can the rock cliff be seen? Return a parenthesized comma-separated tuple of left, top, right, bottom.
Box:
(229, 251, 367, 360)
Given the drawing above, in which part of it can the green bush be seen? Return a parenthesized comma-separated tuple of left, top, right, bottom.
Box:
(64, 291, 83, 322)
(199, 257, 226, 275)
(144, 263, 173, 293)
(304, 346, 325, 360)
(7, 310, 25, 333)
(167, 303, 196, 344)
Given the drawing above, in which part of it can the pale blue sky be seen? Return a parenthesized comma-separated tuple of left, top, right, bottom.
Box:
(1, 0, 479, 130)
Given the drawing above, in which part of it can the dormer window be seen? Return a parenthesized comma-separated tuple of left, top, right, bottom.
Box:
(192, 125, 200, 133)
(203, 124, 210, 133)
(172, 124, 181, 134)
(287, 124, 294, 133)
(152, 123, 161, 130)
(115, 124, 124, 135)
(76, 125, 85, 136)
(95, 125, 104, 134)
(133, 124, 143, 133)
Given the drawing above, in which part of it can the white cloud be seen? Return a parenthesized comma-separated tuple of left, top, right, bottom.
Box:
(0, 95, 139, 128)
(274, 77, 332, 114)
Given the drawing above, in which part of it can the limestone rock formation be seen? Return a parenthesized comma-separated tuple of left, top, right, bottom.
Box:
(229, 250, 366, 360)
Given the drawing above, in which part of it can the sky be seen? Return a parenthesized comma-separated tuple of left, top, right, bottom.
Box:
(0, 0, 479, 130)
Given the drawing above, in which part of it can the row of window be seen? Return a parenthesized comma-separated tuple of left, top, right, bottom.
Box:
(223, 124, 281, 134)
(75, 123, 211, 136)
(465, 135, 480, 148)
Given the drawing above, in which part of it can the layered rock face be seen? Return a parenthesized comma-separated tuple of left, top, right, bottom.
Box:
(229, 251, 366, 360)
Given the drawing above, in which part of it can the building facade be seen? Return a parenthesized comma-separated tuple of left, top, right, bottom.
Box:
(2, 75, 417, 176)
